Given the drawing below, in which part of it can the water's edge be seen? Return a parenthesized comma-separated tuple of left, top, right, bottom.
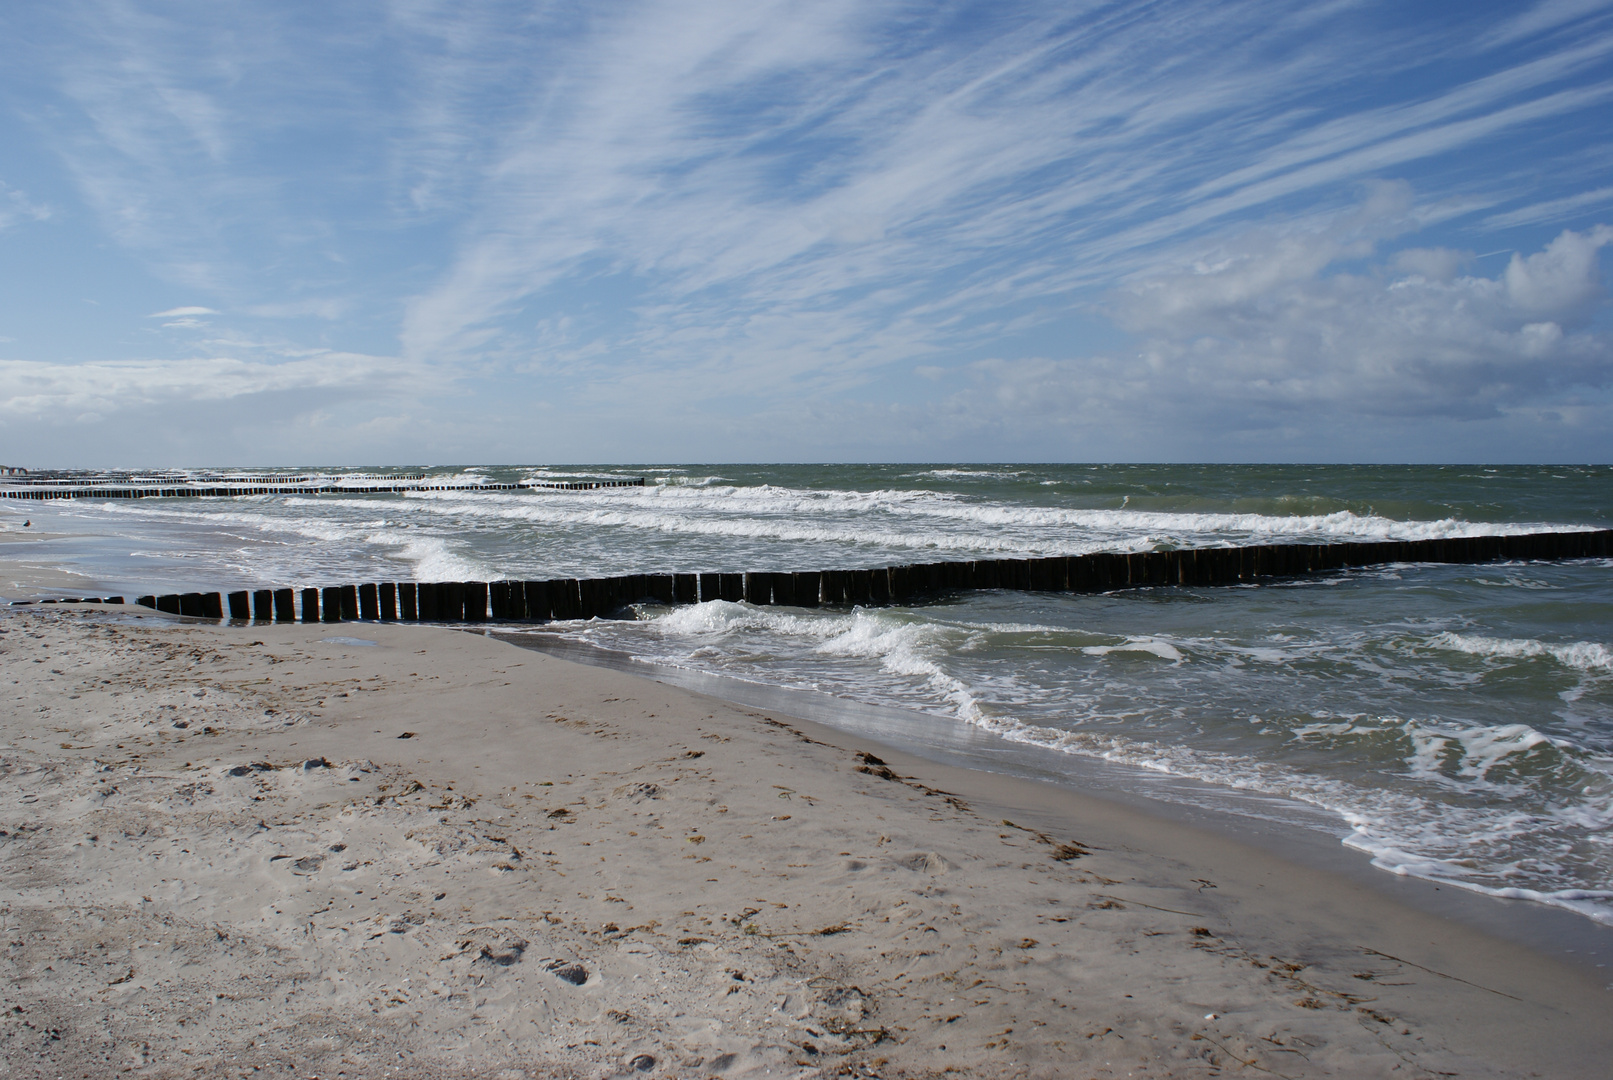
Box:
(488, 626, 1613, 976)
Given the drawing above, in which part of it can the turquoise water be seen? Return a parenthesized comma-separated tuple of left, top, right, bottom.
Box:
(4, 463, 1611, 920)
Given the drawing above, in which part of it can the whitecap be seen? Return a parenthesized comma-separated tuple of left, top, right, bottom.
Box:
(1081, 638, 1185, 662)
(1430, 632, 1613, 672)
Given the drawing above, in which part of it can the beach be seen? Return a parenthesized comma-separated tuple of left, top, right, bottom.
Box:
(7, 464, 1613, 923)
(3, 605, 1609, 1078)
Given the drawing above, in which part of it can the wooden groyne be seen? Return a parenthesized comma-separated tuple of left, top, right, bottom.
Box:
(0, 478, 647, 501)
(15, 528, 1601, 623)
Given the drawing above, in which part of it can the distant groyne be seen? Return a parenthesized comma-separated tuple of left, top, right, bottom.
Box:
(0, 477, 646, 501)
(11, 529, 1609, 623)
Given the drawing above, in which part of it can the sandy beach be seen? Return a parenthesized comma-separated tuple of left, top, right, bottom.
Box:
(2, 606, 1610, 1079)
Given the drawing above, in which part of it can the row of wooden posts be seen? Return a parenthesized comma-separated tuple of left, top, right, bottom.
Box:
(112, 529, 1613, 625)
(0, 478, 647, 501)
(1, 472, 426, 487)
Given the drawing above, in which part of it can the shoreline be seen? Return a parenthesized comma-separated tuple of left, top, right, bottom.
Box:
(492, 628, 1613, 969)
(6, 528, 1612, 959)
(2, 605, 1610, 1078)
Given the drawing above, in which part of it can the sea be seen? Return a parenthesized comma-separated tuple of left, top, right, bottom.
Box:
(4, 463, 1611, 925)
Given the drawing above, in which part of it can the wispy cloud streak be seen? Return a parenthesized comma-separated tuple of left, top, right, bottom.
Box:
(3, 0, 1612, 460)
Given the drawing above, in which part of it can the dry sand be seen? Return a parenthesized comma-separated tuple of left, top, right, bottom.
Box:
(1, 607, 1609, 1079)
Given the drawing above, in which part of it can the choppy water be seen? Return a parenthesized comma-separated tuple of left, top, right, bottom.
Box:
(5, 464, 1611, 921)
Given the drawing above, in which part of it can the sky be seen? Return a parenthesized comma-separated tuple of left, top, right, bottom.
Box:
(2, 0, 1612, 466)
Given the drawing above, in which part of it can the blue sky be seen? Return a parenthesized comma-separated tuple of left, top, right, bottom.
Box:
(2, 0, 1612, 465)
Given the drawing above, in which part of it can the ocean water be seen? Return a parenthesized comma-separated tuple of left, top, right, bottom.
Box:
(4, 463, 1611, 922)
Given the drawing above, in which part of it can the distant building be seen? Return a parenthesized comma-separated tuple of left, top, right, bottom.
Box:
(0, 466, 27, 476)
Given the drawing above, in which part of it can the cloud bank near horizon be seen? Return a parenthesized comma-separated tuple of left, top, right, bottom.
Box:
(1, 0, 1612, 464)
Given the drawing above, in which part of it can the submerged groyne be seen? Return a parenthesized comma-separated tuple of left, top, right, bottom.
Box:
(12, 528, 1608, 622)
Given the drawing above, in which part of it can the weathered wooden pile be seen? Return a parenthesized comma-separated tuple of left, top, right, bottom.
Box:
(97, 528, 1613, 624)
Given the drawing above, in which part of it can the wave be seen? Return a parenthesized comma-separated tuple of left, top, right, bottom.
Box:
(1081, 638, 1185, 662)
(1430, 632, 1613, 672)
(399, 485, 1571, 561)
(559, 597, 1613, 926)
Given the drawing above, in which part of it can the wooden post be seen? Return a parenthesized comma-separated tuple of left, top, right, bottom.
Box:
(489, 581, 509, 620)
(574, 579, 599, 619)
(416, 583, 438, 621)
(698, 573, 720, 603)
(228, 591, 250, 619)
(547, 579, 580, 620)
(1068, 555, 1093, 592)
(359, 583, 379, 621)
(793, 571, 820, 608)
(673, 573, 697, 604)
(888, 565, 913, 602)
(443, 582, 467, 621)
(869, 567, 891, 604)
(973, 560, 1002, 590)
(322, 586, 343, 623)
(719, 573, 744, 602)
(301, 588, 320, 623)
(522, 580, 549, 621)
(379, 582, 398, 621)
(744, 572, 770, 605)
(252, 589, 273, 622)
(562, 578, 586, 619)
(399, 582, 418, 621)
(772, 571, 797, 607)
(338, 585, 357, 621)
(1025, 559, 1049, 592)
(820, 569, 846, 606)
(274, 588, 295, 622)
(464, 581, 488, 621)
(648, 574, 675, 604)
(532, 580, 557, 619)
(846, 569, 873, 606)
(1049, 557, 1072, 591)
(1008, 558, 1034, 590)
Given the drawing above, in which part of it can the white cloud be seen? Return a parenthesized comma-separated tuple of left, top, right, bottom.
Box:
(0, 352, 424, 417)
(1479, 0, 1613, 48)
(1485, 186, 1613, 230)
(1391, 247, 1471, 282)
(0, 181, 51, 229)
(389, 0, 1613, 391)
(1096, 217, 1613, 425)
(10, 2, 1613, 460)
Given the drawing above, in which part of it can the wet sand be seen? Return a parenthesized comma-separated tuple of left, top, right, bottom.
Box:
(2, 606, 1609, 1078)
